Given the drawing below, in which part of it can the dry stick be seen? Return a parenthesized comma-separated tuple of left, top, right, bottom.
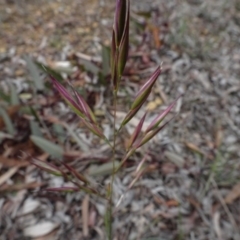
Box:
(211, 178, 240, 240)
(0, 167, 18, 186)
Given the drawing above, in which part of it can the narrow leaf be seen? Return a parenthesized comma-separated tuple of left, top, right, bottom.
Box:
(46, 187, 79, 192)
(88, 161, 120, 176)
(10, 84, 19, 105)
(24, 55, 44, 91)
(0, 89, 10, 103)
(102, 45, 110, 77)
(30, 120, 43, 137)
(0, 107, 16, 135)
(146, 95, 182, 132)
(53, 124, 65, 143)
(64, 124, 89, 151)
(30, 135, 64, 159)
(80, 59, 100, 75)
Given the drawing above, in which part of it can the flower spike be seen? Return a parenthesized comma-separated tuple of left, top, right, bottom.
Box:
(120, 66, 161, 126)
(111, 0, 130, 90)
(145, 94, 182, 132)
(127, 112, 147, 150)
(50, 77, 105, 139)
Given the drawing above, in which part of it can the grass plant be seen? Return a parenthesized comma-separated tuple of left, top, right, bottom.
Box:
(31, 1, 181, 238)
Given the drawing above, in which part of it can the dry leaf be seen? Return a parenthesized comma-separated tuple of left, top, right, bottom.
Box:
(0, 167, 18, 186)
(187, 196, 201, 209)
(0, 182, 43, 192)
(165, 151, 185, 168)
(215, 128, 224, 148)
(24, 222, 59, 238)
(153, 195, 164, 205)
(20, 198, 40, 215)
(165, 199, 179, 207)
(148, 23, 161, 49)
(185, 142, 204, 155)
(88, 207, 97, 227)
(0, 156, 28, 167)
(213, 211, 222, 240)
(82, 195, 89, 237)
(161, 162, 177, 175)
(224, 182, 240, 204)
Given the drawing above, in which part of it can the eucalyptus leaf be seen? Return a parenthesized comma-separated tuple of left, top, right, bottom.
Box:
(0, 107, 16, 135)
(165, 151, 185, 168)
(24, 55, 44, 91)
(101, 45, 110, 77)
(0, 89, 10, 103)
(30, 135, 64, 159)
(64, 124, 89, 152)
(53, 124, 65, 143)
(10, 83, 19, 105)
(80, 59, 100, 75)
(88, 161, 120, 176)
(30, 120, 42, 137)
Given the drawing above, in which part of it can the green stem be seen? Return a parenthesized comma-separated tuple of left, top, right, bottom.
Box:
(106, 89, 118, 240)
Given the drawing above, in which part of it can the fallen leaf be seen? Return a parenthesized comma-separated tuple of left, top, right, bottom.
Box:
(0, 107, 16, 135)
(82, 195, 89, 237)
(88, 207, 97, 227)
(161, 162, 177, 175)
(19, 198, 40, 215)
(0, 156, 28, 167)
(185, 142, 205, 155)
(0, 105, 20, 130)
(213, 211, 222, 240)
(224, 182, 240, 204)
(88, 161, 120, 176)
(187, 196, 201, 209)
(165, 199, 179, 207)
(165, 151, 185, 168)
(148, 23, 161, 49)
(30, 135, 64, 159)
(24, 55, 44, 91)
(63, 150, 83, 161)
(24, 222, 59, 238)
(0, 167, 18, 186)
(215, 127, 224, 148)
(0, 182, 43, 192)
(153, 195, 164, 205)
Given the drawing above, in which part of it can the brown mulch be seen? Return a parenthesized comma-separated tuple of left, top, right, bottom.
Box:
(0, 0, 240, 239)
